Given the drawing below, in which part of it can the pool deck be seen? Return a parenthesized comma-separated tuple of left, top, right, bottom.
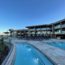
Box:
(13, 39, 65, 65)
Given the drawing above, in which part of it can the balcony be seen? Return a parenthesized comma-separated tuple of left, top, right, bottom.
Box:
(55, 32, 61, 34)
(54, 25, 61, 29)
(55, 30, 62, 34)
(62, 24, 65, 28)
(41, 28, 51, 30)
(62, 31, 65, 34)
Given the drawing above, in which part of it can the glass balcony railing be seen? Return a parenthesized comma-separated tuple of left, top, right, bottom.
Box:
(41, 28, 52, 30)
(55, 30, 62, 34)
(54, 25, 61, 29)
(54, 24, 65, 29)
(62, 24, 65, 28)
(62, 31, 65, 34)
(55, 31, 65, 34)
(46, 28, 52, 30)
(29, 28, 52, 31)
(55, 32, 61, 34)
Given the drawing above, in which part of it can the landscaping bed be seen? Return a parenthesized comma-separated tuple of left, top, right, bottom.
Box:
(0, 38, 9, 65)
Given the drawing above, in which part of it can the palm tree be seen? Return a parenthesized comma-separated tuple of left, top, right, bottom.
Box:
(9, 29, 14, 37)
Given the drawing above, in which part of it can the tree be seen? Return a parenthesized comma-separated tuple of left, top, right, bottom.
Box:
(9, 29, 14, 37)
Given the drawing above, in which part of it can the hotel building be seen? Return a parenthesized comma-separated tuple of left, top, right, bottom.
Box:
(12, 19, 65, 39)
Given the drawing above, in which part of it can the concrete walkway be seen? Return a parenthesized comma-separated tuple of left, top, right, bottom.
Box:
(13, 39, 65, 65)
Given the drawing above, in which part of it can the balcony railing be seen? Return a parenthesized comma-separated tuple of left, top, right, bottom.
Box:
(55, 32, 61, 34)
(54, 25, 61, 29)
(62, 31, 65, 34)
(61, 24, 65, 28)
(41, 28, 52, 30)
(54, 24, 65, 29)
(55, 31, 65, 34)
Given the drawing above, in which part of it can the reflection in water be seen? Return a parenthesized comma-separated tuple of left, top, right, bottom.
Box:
(26, 45, 32, 51)
(27, 48, 32, 51)
(33, 58, 39, 64)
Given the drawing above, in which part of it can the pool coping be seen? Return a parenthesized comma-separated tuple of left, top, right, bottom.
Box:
(27, 40, 65, 65)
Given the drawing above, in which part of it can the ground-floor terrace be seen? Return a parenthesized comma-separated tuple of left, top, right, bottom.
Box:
(14, 29, 65, 40)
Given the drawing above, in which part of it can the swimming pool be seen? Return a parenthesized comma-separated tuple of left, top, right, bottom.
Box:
(14, 42, 53, 65)
(47, 42, 65, 50)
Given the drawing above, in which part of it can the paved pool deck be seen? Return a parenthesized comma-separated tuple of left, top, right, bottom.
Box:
(13, 39, 65, 65)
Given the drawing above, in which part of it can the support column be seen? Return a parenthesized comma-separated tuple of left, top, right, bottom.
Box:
(52, 24, 54, 38)
(60, 22, 62, 34)
(35, 28, 37, 37)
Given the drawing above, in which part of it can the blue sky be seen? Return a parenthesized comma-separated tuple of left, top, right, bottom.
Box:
(0, 0, 65, 32)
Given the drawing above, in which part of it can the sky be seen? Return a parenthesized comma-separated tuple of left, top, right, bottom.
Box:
(0, 0, 65, 32)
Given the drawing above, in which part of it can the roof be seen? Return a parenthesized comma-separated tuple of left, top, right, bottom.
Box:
(26, 19, 65, 28)
(51, 19, 65, 25)
(26, 24, 52, 28)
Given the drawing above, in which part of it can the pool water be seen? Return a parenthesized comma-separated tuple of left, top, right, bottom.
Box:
(47, 42, 65, 50)
(14, 42, 53, 65)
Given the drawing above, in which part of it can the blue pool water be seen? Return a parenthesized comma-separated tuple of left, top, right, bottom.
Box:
(47, 42, 65, 50)
(14, 42, 53, 65)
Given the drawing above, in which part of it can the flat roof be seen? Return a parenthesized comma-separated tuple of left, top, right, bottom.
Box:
(51, 19, 65, 25)
(26, 19, 65, 28)
(26, 24, 52, 28)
